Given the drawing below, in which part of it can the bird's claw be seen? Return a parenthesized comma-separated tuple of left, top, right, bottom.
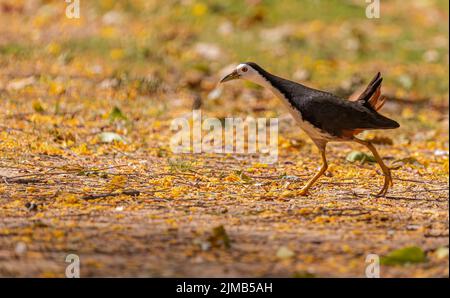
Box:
(374, 169, 393, 197)
(296, 188, 310, 196)
(281, 188, 310, 198)
(374, 187, 388, 198)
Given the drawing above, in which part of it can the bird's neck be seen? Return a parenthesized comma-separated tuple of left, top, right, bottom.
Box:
(247, 73, 284, 98)
(248, 69, 311, 104)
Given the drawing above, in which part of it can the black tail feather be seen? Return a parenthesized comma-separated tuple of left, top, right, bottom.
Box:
(357, 72, 382, 103)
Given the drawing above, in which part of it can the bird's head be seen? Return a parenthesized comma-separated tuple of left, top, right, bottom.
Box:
(220, 62, 263, 84)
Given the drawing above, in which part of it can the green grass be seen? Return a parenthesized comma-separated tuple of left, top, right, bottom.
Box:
(0, 43, 32, 58)
(1, 0, 447, 100)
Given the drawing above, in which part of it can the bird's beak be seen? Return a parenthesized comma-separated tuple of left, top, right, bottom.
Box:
(220, 70, 240, 83)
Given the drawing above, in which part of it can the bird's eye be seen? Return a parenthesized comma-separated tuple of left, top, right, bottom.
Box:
(241, 67, 248, 72)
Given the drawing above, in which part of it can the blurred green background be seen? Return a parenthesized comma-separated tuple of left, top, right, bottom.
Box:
(0, 0, 448, 104)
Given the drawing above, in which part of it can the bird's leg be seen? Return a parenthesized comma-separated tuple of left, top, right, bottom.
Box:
(297, 149, 328, 196)
(354, 138, 393, 197)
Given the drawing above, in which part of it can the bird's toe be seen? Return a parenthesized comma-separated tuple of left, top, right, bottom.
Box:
(297, 188, 310, 196)
(374, 184, 389, 197)
(281, 188, 310, 198)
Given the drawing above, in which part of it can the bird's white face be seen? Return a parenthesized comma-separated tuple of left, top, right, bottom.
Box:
(235, 63, 258, 79)
(220, 63, 260, 84)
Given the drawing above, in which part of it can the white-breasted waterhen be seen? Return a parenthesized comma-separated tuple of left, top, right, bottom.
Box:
(220, 62, 399, 197)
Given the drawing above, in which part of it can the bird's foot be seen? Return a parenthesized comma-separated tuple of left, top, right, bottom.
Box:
(388, 171, 394, 187)
(374, 187, 388, 197)
(374, 169, 393, 197)
(297, 188, 310, 196)
(281, 188, 310, 198)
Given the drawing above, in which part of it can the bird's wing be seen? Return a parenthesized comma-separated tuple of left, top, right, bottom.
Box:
(349, 72, 386, 111)
(299, 93, 398, 137)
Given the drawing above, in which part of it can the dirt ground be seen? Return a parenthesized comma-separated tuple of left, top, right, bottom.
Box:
(0, 120, 448, 277)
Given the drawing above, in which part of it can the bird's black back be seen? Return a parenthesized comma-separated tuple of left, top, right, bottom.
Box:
(246, 62, 399, 138)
